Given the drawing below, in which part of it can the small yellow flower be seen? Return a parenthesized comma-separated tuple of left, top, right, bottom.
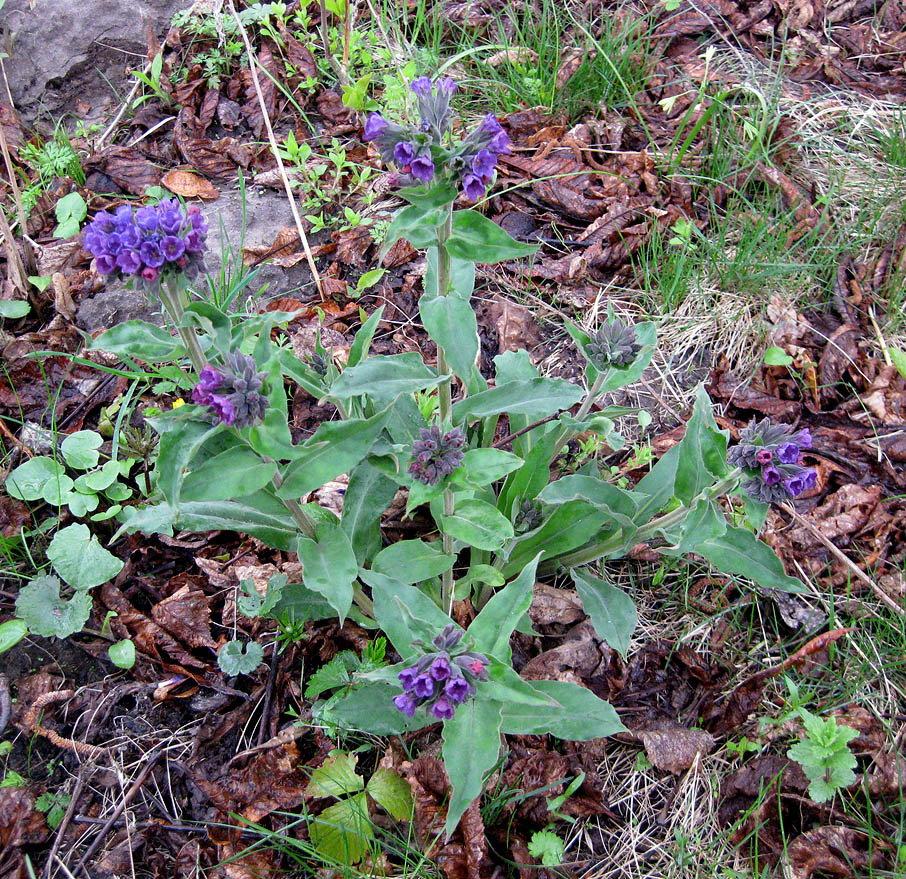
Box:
(171, 398, 185, 409)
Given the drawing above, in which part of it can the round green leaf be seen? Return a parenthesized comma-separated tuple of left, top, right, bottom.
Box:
(0, 618, 28, 653)
(4, 456, 66, 501)
(60, 431, 103, 469)
(218, 639, 264, 676)
(108, 639, 136, 669)
(41, 474, 75, 505)
(15, 575, 92, 639)
(46, 523, 124, 589)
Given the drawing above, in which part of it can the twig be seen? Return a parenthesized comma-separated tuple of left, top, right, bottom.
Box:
(228, 3, 325, 299)
(96, 65, 147, 148)
(781, 502, 904, 617)
(257, 643, 280, 747)
(73, 749, 163, 878)
(24, 691, 109, 759)
(491, 412, 560, 448)
(45, 771, 86, 879)
(0, 674, 10, 735)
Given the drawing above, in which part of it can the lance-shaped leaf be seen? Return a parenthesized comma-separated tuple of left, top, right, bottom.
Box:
(296, 519, 358, 622)
(570, 568, 637, 656)
(447, 210, 538, 262)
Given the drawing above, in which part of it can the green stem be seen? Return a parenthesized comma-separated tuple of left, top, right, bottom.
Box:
(434, 207, 457, 617)
(549, 371, 606, 463)
(160, 277, 207, 374)
(269, 466, 319, 541)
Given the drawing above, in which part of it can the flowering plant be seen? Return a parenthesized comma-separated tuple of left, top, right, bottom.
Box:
(81, 76, 811, 838)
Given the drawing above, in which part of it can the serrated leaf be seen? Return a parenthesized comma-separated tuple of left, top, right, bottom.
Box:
(528, 830, 565, 866)
(366, 768, 412, 820)
(47, 523, 124, 589)
(60, 430, 102, 469)
(15, 575, 92, 639)
(306, 751, 364, 798)
(217, 639, 264, 675)
(309, 793, 373, 864)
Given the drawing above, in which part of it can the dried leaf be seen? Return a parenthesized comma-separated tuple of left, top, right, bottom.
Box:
(625, 719, 714, 773)
(151, 584, 216, 648)
(84, 146, 162, 195)
(785, 826, 881, 879)
(162, 169, 220, 200)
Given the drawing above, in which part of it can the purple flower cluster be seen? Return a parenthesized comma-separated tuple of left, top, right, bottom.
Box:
(191, 351, 269, 428)
(727, 418, 817, 504)
(363, 76, 511, 201)
(393, 625, 490, 720)
(82, 199, 208, 289)
(407, 426, 466, 485)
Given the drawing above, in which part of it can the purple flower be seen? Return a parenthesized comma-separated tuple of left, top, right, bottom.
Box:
(755, 448, 774, 465)
(83, 228, 106, 254)
(489, 130, 511, 155)
(776, 442, 800, 464)
(436, 77, 457, 96)
(413, 673, 435, 699)
(444, 677, 471, 703)
(134, 206, 159, 232)
(393, 693, 417, 718)
(105, 232, 123, 255)
(461, 173, 486, 201)
(208, 394, 236, 426)
(472, 149, 497, 179)
(197, 366, 222, 393)
(184, 230, 204, 253)
(120, 225, 142, 248)
(158, 202, 184, 234)
(393, 141, 416, 166)
(161, 235, 186, 261)
(761, 464, 782, 485)
(116, 249, 142, 274)
(191, 385, 212, 406)
(364, 112, 389, 141)
(783, 468, 817, 497)
(430, 696, 456, 720)
(408, 426, 466, 485)
(140, 239, 165, 269)
(791, 428, 812, 449)
(481, 113, 503, 135)
(141, 266, 159, 283)
(93, 211, 114, 232)
(113, 205, 133, 227)
(410, 155, 435, 183)
(95, 253, 117, 274)
(410, 76, 434, 97)
(398, 666, 419, 692)
(430, 656, 452, 681)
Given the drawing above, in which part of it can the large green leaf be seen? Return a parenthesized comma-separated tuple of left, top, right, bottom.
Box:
(442, 698, 503, 838)
(425, 246, 475, 301)
(309, 793, 373, 865)
(570, 569, 636, 656)
(176, 491, 300, 550)
(15, 575, 91, 639)
(671, 499, 727, 554)
(500, 680, 627, 739)
(329, 354, 444, 404)
(695, 525, 807, 593)
(419, 291, 479, 385)
(447, 210, 538, 262)
(4, 456, 67, 501)
(442, 498, 514, 551)
(382, 203, 446, 250)
(341, 460, 398, 565)
(155, 420, 222, 507)
(537, 475, 639, 528)
(296, 520, 358, 621)
(674, 385, 729, 506)
(347, 306, 384, 368)
(633, 441, 681, 520)
(366, 769, 413, 821)
(367, 572, 453, 659)
(398, 182, 458, 211)
(305, 751, 364, 798)
(492, 351, 543, 457)
(47, 523, 123, 589)
(328, 683, 415, 735)
(372, 539, 454, 584)
(180, 442, 277, 502)
(87, 320, 183, 361)
(277, 408, 391, 499)
(454, 448, 523, 488)
(452, 379, 583, 423)
(468, 553, 541, 662)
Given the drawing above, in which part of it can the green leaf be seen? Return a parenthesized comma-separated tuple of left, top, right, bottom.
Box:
(0, 619, 28, 653)
(277, 408, 391, 499)
(447, 210, 538, 263)
(29, 275, 52, 292)
(329, 354, 444, 404)
(442, 698, 503, 838)
(179, 444, 277, 502)
(890, 346, 906, 380)
(60, 430, 103, 470)
(78, 460, 121, 491)
(674, 385, 729, 505)
(108, 639, 136, 669)
(764, 346, 794, 367)
(372, 539, 454, 584)
(87, 320, 183, 361)
(268, 581, 343, 624)
(482, 662, 561, 708)
(367, 768, 412, 820)
(53, 192, 87, 238)
(367, 572, 452, 659)
(305, 750, 365, 798)
(419, 291, 479, 384)
(15, 575, 92, 639)
(500, 679, 627, 739)
(382, 203, 446, 250)
(347, 306, 384, 367)
(671, 499, 727, 554)
(217, 639, 264, 675)
(454, 448, 523, 487)
(442, 498, 514, 551)
(329, 682, 414, 735)
(633, 441, 681, 520)
(176, 492, 299, 551)
(695, 525, 807, 593)
(398, 183, 458, 211)
(237, 573, 288, 618)
(595, 322, 658, 392)
(41, 473, 75, 505)
(341, 460, 398, 565)
(296, 520, 359, 622)
(47, 523, 124, 589)
(537, 475, 639, 527)
(528, 830, 565, 866)
(4, 456, 67, 501)
(570, 569, 636, 656)
(452, 379, 583, 423)
(355, 268, 386, 294)
(425, 246, 475, 301)
(0, 300, 30, 318)
(468, 553, 541, 662)
(66, 491, 100, 517)
(155, 420, 222, 507)
(309, 792, 373, 865)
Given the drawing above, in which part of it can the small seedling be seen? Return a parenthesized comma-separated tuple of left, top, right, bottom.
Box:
(528, 829, 566, 866)
(787, 709, 858, 803)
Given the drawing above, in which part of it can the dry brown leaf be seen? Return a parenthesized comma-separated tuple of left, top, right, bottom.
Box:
(486, 47, 539, 67)
(162, 169, 220, 200)
(528, 582, 585, 628)
(625, 719, 714, 773)
(785, 826, 882, 879)
(487, 295, 543, 355)
(151, 584, 216, 649)
(521, 621, 611, 683)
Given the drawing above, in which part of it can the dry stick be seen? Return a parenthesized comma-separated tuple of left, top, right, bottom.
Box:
(45, 771, 86, 879)
(257, 643, 281, 747)
(781, 501, 904, 618)
(490, 412, 560, 449)
(97, 64, 148, 148)
(73, 749, 164, 878)
(229, 3, 325, 299)
(0, 674, 10, 736)
(0, 196, 29, 293)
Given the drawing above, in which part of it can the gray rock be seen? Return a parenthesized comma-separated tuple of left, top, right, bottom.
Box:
(4, 0, 189, 124)
(76, 282, 163, 333)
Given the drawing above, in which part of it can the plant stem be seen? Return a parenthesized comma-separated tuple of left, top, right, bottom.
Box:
(434, 207, 457, 616)
(548, 370, 606, 462)
(160, 277, 207, 373)
(269, 466, 319, 540)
